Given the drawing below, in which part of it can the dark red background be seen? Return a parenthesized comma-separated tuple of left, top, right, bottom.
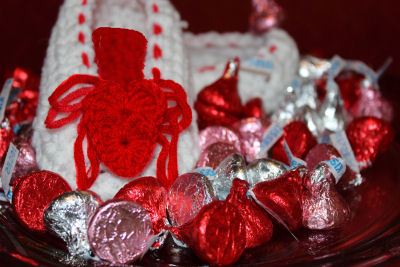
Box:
(1, 0, 400, 78)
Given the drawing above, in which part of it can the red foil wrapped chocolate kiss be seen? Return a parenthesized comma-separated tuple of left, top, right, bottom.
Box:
(271, 121, 317, 165)
(180, 201, 247, 266)
(12, 170, 71, 232)
(226, 179, 273, 248)
(194, 58, 244, 130)
(114, 176, 167, 234)
(251, 167, 305, 231)
(346, 116, 394, 169)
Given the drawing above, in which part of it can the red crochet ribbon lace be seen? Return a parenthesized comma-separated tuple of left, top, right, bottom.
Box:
(45, 27, 192, 190)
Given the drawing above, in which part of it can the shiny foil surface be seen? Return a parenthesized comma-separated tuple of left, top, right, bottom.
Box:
(246, 158, 288, 185)
(188, 200, 246, 266)
(194, 58, 244, 129)
(346, 116, 394, 169)
(305, 143, 360, 190)
(167, 173, 215, 227)
(272, 121, 317, 165)
(196, 142, 240, 169)
(233, 117, 268, 161)
(87, 200, 153, 264)
(317, 80, 347, 134)
(12, 171, 71, 232)
(243, 97, 265, 119)
(6, 137, 38, 186)
(251, 168, 305, 231)
(0, 121, 14, 160)
(351, 84, 393, 121)
(212, 153, 247, 200)
(302, 163, 351, 230)
(226, 179, 273, 248)
(44, 191, 101, 257)
(199, 126, 241, 153)
(249, 0, 283, 34)
(114, 177, 167, 234)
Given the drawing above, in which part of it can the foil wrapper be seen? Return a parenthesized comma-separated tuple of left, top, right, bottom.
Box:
(44, 191, 101, 257)
(233, 117, 268, 161)
(346, 116, 394, 169)
(350, 84, 393, 121)
(212, 153, 247, 200)
(302, 163, 351, 230)
(167, 172, 215, 227)
(0, 120, 14, 160)
(196, 142, 239, 169)
(12, 171, 71, 232)
(250, 167, 305, 231)
(199, 126, 241, 153)
(246, 158, 288, 185)
(87, 200, 153, 264)
(2, 137, 38, 187)
(195, 58, 244, 129)
(305, 143, 361, 190)
(114, 177, 167, 235)
(271, 121, 317, 166)
(317, 81, 347, 134)
(249, 0, 283, 34)
(271, 80, 316, 127)
(181, 201, 247, 266)
(226, 179, 273, 248)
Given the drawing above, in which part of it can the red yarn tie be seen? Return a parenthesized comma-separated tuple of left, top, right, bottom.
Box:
(45, 27, 192, 190)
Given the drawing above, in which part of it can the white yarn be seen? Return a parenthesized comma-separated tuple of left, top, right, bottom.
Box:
(32, 0, 198, 200)
(33, 0, 299, 200)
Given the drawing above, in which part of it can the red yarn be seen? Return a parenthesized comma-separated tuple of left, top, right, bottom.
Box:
(78, 13, 86, 24)
(153, 24, 163, 35)
(153, 44, 163, 59)
(78, 32, 85, 44)
(45, 28, 192, 190)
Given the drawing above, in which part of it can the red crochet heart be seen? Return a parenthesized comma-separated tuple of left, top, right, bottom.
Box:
(82, 79, 167, 177)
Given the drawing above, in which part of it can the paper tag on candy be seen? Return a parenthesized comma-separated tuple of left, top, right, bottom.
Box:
(329, 131, 360, 173)
(323, 158, 346, 183)
(1, 142, 19, 201)
(258, 123, 284, 158)
(192, 167, 217, 181)
(0, 79, 13, 123)
(241, 57, 274, 80)
(282, 139, 307, 168)
(327, 56, 346, 89)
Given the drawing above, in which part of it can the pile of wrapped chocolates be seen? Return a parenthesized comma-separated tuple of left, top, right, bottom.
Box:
(0, 1, 396, 266)
(0, 49, 395, 266)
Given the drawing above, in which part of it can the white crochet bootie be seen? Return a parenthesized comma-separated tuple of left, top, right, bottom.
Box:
(33, 0, 299, 200)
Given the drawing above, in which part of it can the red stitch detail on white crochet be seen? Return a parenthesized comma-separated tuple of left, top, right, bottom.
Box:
(198, 65, 216, 73)
(78, 13, 86, 24)
(153, 44, 162, 59)
(269, 45, 277, 54)
(78, 32, 85, 44)
(152, 4, 159, 13)
(81, 52, 90, 68)
(153, 23, 162, 35)
(205, 43, 214, 48)
(78, 1, 88, 68)
(229, 43, 238, 48)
